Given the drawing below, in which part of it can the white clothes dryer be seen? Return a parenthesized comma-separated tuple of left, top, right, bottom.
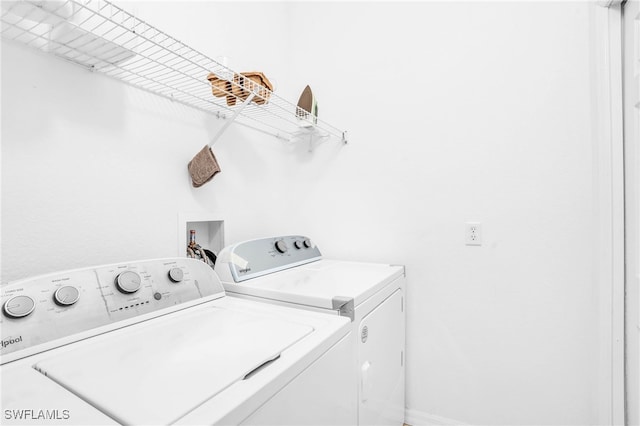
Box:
(0, 258, 356, 425)
(215, 235, 406, 426)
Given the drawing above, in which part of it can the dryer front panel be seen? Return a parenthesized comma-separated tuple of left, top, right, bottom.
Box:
(358, 289, 405, 426)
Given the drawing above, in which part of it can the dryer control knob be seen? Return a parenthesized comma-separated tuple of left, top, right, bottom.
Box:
(3, 295, 36, 318)
(168, 267, 184, 283)
(275, 240, 288, 253)
(303, 238, 312, 248)
(294, 240, 303, 249)
(115, 271, 142, 294)
(54, 286, 80, 306)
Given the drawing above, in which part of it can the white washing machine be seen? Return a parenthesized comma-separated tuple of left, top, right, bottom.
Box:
(0, 258, 357, 425)
(215, 235, 406, 426)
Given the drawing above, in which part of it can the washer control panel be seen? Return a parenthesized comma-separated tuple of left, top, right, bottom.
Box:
(0, 258, 224, 358)
(215, 235, 322, 282)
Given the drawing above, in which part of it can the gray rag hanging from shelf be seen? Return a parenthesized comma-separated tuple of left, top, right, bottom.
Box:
(188, 145, 221, 187)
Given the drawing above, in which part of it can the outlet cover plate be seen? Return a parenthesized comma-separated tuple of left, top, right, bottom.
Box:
(465, 222, 482, 246)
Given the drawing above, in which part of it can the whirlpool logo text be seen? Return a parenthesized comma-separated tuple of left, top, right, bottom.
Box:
(1, 335, 22, 350)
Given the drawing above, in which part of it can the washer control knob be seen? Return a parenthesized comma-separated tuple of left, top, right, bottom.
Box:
(3, 295, 36, 319)
(303, 238, 312, 248)
(294, 240, 303, 249)
(275, 240, 288, 253)
(115, 271, 142, 294)
(168, 267, 184, 283)
(54, 286, 80, 306)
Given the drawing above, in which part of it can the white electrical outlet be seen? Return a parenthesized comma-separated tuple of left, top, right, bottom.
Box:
(465, 222, 482, 246)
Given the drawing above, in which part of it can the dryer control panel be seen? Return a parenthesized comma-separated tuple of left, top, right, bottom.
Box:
(0, 258, 224, 360)
(215, 235, 322, 282)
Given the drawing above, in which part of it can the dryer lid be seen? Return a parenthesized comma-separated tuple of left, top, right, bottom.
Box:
(33, 305, 312, 425)
(223, 260, 404, 309)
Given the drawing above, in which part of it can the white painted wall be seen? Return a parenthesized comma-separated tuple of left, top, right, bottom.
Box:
(1, 2, 606, 425)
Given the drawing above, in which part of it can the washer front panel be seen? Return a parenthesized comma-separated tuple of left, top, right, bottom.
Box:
(0, 258, 224, 358)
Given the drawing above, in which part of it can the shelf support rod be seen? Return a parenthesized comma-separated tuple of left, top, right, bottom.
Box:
(208, 92, 256, 147)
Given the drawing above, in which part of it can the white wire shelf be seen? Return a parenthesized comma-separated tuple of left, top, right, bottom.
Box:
(1, 0, 347, 143)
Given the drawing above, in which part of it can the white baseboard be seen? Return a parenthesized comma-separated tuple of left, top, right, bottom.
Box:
(404, 409, 468, 426)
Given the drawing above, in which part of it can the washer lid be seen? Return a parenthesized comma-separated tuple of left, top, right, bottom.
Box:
(33, 305, 312, 425)
(223, 260, 404, 309)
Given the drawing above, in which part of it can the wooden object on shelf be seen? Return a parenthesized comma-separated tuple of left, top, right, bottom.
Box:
(233, 72, 273, 105)
(207, 71, 272, 106)
(207, 74, 231, 97)
(206, 73, 235, 106)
